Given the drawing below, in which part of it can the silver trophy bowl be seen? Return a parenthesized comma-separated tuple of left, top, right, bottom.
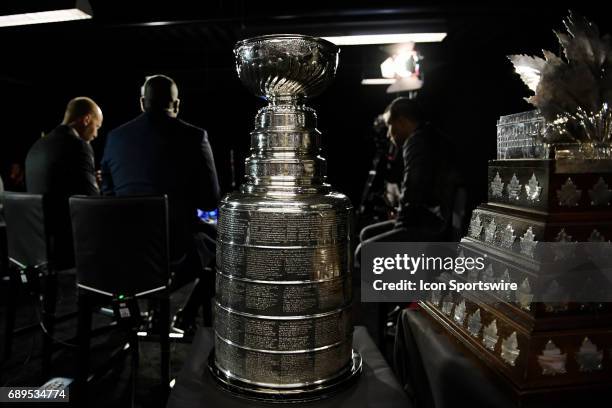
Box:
(234, 34, 339, 102)
(209, 34, 361, 402)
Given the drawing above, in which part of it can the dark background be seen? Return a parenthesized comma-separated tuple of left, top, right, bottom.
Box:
(1, 0, 609, 209)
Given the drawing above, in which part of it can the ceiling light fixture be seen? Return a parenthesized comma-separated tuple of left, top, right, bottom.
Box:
(361, 78, 396, 85)
(0, 0, 92, 28)
(322, 32, 446, 46)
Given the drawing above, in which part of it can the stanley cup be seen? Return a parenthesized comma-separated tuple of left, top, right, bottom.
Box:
(208, 34, 362, 400)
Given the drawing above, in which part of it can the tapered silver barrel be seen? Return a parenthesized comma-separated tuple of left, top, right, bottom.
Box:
(209, 34, 361, 401)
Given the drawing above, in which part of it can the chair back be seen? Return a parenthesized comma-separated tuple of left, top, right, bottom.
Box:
(1, 192, 49, 269)
(69, 195, 170, 298)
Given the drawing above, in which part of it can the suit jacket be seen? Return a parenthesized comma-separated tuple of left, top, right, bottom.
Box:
(101, 112, 221, 261)
(396, 123, 453, 232)
(25, 125, 99, 267)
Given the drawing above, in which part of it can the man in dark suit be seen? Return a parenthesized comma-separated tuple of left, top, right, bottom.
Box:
(25, 97, 102, 268)
(356, 97, 455, 261)
(101, 75, 220, 332)
(354, 97, 457, 345)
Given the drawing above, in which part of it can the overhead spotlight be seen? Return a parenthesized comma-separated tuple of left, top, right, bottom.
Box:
(380, 42, 420, 79)
(369, 41, 424, 92)
(0, 0, 93, 28)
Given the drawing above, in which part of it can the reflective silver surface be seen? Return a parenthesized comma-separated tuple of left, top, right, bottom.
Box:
(234, 34, 339, 102)
(210, 34, 360, 399)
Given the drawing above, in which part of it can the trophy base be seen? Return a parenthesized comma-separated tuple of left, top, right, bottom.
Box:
(207, 349, 362, 403)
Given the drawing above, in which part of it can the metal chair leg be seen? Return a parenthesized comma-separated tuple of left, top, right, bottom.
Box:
(130, 332, 139, 408)
(159, 296, 170, 391)
(378, 302, 387, 355)
(3, 265, 19, 361)
(74, 292, 92, 405)
(42, 270, 58, 376)
(202, 276, 213, 327)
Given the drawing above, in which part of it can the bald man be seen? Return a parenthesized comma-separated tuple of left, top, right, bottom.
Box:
(25, 97, 102, 267)
(101, 76, 219, 253)
(101, 75, 220, 333)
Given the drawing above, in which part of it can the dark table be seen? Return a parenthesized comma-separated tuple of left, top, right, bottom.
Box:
(395, 308, 612, 408)
(167, 326, 411, 408)
(393, 308, 518, 408)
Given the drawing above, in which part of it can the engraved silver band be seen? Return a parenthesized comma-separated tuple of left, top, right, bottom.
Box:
(215, 269, 347, 285)
(214, 331, 351, 355)
(214, 300, 351, 320)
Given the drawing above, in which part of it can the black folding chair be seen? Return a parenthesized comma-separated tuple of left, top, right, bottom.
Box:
(0, 191, 76, 374)
(69, 195, 172, 405)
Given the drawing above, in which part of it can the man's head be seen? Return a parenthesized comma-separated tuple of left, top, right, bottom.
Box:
(383, 97, 424, 146)
(62, 97, 103, 142)
(140, 75, 180, 118)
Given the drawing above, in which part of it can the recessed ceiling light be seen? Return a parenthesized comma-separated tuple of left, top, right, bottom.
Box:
(322, 33, 446, 46)
(361, 78, 396, 85)
(0, 0, 92, 28)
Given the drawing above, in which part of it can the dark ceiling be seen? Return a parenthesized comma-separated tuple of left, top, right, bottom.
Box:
(1, 0, 610, 203)
(2, 1, 596, 87)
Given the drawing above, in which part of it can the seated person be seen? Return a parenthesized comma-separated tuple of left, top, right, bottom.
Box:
(101, 75, 220, 333)
(25, 97, 102, 268)
(356, 97, 455, 264)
